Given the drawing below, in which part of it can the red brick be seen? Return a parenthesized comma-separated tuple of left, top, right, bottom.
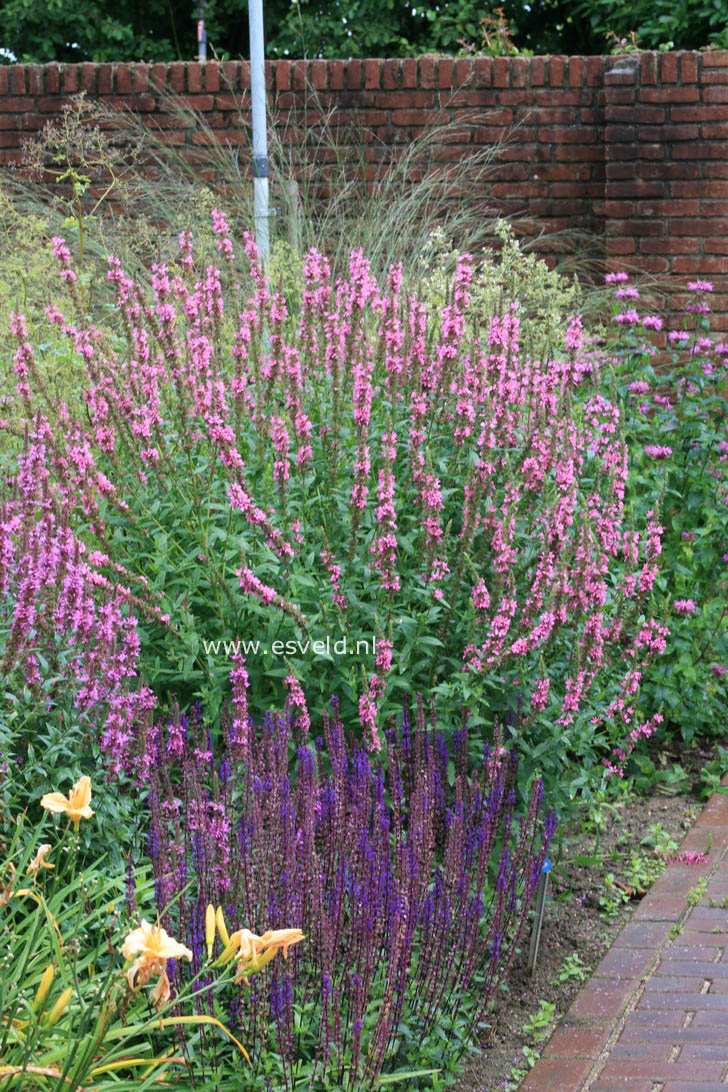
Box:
(80, 62, 95, 92)
(606, 161, 636, 179)
(511, 56, 529, 87)
(363, 59, 380, 90)
(435, 58, 452, 89)
(0, 96, 33, 112)
(132, 64, 151, 92)
(37, 95, 68, 113)
(642, 972, 705, 988)
(401, 58, 417, 88)
(594, 947, 654, 979)
(115, 64, 131, 94)
(168, 62, 185, 93)
(609, 1041, 673, 1060)
(555, 144, 604, 161)
(590, 1083, 653, 1092)
(345, 59, 361, 90)
(150, 63, 167, 91)
(660, 53, 679, 82)
(674, 140, 727, 158)
(640, 85, 700, 103)
(493, 57, 509, 88)
(392, 109, 438, 127)
(305, 59, 323, 91)
(474, 57, 492, 87)
(549, 56, 566, 86)
(519, 1057, 594, 1090)
(10, 66, 26, 94)
(530, 57, 546, 86)
(187, 64, 203, 93)
(28, 65, 43, 95)
(272, 60, 289, 93)
(681, 53, 699, 82)
(177, 95, 214, 113)
(542, 1023, 609, 1058)
(62, 65, 78, 93)
(600, 1060, 724, 1081)
(419, 57, 436, 89)
(605, 124, 637, 142)
(379, 59, 398, 91)
(610, 104, 665, 123)
(705, 84, 728, 102)
(569, 981, 638, 1023)
(454, 58, 472, 88)
(641, 52, 657, 84)
(327, 60, 343, 91)
(204, 63, 220, 93)
(640, 123, 699, 141)
(681, 1044, 728, 1061)
(220, 61, 238, 91)
(702, 49, 728, 65)
(568, 56, 584, 86)
(587, 56, 603, 86)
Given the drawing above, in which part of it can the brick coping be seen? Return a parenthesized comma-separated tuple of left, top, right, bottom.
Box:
(520, 774, 728, 1091)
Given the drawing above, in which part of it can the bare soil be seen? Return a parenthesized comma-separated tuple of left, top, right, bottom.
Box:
(451, 787, 702, 1091)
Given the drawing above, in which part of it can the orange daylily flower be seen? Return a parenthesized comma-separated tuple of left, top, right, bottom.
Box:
(212, 911, 304, 984)
(26, 844, 54, 880)
(40, 777, 94, 832)
(121, 919, 192, 1012)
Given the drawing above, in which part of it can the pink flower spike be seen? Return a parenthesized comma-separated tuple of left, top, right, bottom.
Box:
(643, 445, 672, 459)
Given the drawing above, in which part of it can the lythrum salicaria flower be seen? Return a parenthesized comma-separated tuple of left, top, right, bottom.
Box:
(40, 776, 94, 832)
(122, 919, 193, 1010)
(674, 599, 697, 614)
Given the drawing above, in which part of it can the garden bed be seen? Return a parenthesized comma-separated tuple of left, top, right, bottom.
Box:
(454, 785, 701, 1091)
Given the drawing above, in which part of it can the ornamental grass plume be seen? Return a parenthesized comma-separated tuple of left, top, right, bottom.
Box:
(141, 696, 555, 1089)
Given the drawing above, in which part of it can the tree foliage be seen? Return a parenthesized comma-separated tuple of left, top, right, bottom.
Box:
(1, 0, 726, 64)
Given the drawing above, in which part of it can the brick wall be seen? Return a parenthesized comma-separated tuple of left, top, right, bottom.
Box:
(0, 53, 726, 328)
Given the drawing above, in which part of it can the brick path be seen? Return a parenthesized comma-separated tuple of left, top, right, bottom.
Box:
(521, 777, 728, 1091)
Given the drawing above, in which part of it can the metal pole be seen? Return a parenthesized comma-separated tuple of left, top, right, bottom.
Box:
(528, 858, 552, 974)
(197, 0, 207, 63)
(248, 0, 270, 263)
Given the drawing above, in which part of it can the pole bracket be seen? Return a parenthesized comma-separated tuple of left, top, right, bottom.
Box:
(252, 155, 269, 179)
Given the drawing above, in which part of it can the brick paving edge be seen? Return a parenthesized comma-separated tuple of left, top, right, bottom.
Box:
(519, 773, 728, 1092)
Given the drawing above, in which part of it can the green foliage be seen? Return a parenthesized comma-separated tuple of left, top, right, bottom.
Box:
(0, 809, 215, 1090)
(686, 877, 708, 906)
(4, 0, 727, 64)
(418, 220, 586, 361)
(575, 0, 728, 52)
(551, 952, 590, 986)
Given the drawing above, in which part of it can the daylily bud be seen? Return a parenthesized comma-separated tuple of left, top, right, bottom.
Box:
(33, 965, 54, 1011)
(46, 987, 73, 1026)
(205, 904, 216, 959)
(216, 906, 229, 947)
